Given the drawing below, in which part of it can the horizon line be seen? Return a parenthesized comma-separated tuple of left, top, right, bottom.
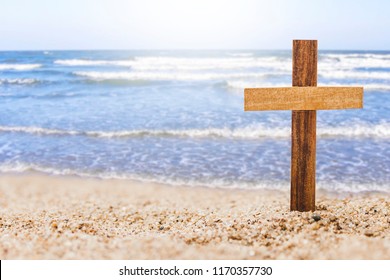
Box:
(0, 48, 390, 52)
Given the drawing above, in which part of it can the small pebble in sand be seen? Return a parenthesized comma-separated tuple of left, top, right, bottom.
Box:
(364, 230, 374, 237)
(312, 214, 321, 222)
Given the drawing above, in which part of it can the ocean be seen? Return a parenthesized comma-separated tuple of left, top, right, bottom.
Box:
(0, 50, 389, 193)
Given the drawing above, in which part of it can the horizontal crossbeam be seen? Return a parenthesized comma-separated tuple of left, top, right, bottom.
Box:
(244, 87, 363, 111)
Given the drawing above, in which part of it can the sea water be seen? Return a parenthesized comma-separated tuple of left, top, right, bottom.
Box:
(0, 50, 389, 193)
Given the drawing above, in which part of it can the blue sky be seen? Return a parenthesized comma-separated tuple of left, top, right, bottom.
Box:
(0, 0, 389, 50)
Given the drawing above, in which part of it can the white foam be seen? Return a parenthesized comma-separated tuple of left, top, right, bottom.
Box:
(1, 123, 390, 139)
(321, 82, 390, 91)
(0, 78, 38, 85)
(74, 71, 275, 81)
(316, 181, 390, 193)
(228, 52, 254, 57)
(226, 80, 290, 89)
(0, 126, 79, 135)
(0, 162, 388, 193)
(324, 53, 390, 60)
(85, 126, 291, 139)
(321, 70, 390, 80)
(57, 53, 390, 72)
(318, 123, 390, 138)
(56, 53, 390, 87)
(58, 56, 291, 71)
(62, 53, 390, 84)
(320, 53, 390, 69)
(55, 59, 134, 67)
(0, 64, 41, 71)
(0, 125, 288, 139)
(358, 83, 390, 91)
(55, 53, 390, 77)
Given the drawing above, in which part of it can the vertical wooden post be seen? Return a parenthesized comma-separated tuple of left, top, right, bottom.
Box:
(290, 40, 317, 211)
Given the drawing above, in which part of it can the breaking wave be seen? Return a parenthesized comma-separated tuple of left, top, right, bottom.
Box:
(57, 56, 291, 71)
(321, 70, 390, 80)
(74, 71, 277, 81)
(56, 53, 390, 72)
(55, 59, 133, 67)
(0, 63, 42, 71)
(0, 162, 388, 193)
(0, 78, 39, 85)
(1, 123, 390, 139)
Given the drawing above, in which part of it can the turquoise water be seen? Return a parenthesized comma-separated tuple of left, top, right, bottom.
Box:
(0, 50, 389, 192)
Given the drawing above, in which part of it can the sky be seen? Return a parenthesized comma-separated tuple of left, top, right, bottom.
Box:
(0, 0, 389, 50)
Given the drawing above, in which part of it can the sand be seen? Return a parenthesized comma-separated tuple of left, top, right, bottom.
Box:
(0, 173, 389, 259)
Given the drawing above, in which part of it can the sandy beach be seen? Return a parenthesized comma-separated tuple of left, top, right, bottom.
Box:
(0, 173, 389, 259)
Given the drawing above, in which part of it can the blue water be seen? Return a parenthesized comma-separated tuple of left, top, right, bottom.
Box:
(0, 50, 389, 192)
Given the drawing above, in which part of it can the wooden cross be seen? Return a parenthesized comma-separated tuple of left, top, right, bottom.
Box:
(244, 40, 363, 212)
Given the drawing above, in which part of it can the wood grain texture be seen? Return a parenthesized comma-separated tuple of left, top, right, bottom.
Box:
(293, 40, 317, 87)
(291, 40, 317, 212)
(291, 110, 316, 211)
(244, 87, 363, 111)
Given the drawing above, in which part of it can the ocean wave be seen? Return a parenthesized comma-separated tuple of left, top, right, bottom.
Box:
(228, 52, 254, 57)
(323, 83, 390, 91)
(0, 162, 388, 193)
(74, 71, 280, 81)
(1, 123, 390, 139)
(55, 59, 134, 67)
(77, 69, 390, 83)
(226, 80, 289, 89)
(57, 56, 291, 71)
(0, 125, 288, 139)
(317, 123, 390, 138)
(57, 54, 390, 71)
(0, 126, 79, 136)
(320, 53, 390, 69)
(0, 78, 39, 85)
(323, 53, 390, 60)
(321, 70, 390, 80)
(0, 63, 42, 71)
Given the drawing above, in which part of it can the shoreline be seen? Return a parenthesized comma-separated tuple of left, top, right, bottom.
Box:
(0, 173, 389, 259)
(1, 170, 388, 198)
